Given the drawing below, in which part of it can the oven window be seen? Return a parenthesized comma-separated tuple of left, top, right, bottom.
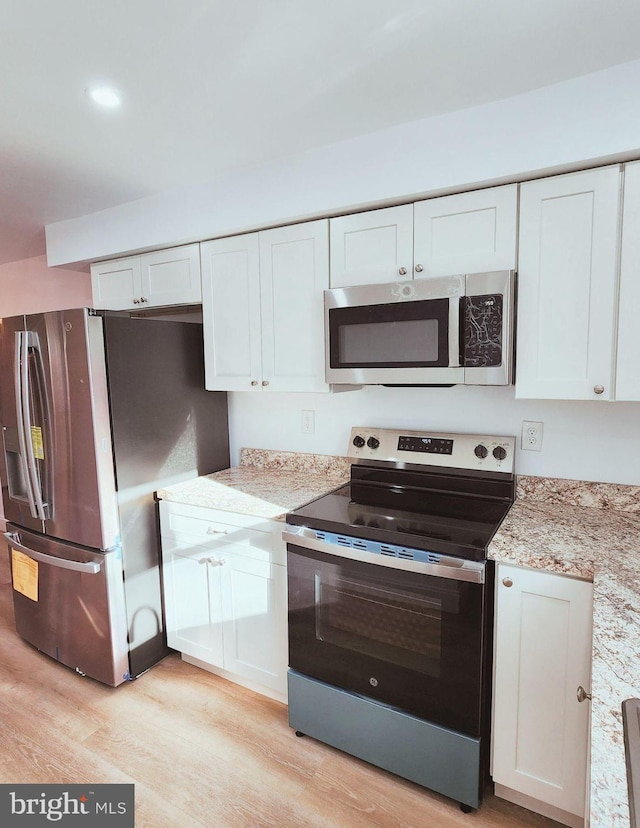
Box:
(329, 299, 450, 368)
(316, 573, 442, 677)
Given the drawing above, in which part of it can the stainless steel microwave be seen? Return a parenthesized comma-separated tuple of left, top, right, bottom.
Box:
(325, 270, 515, 386)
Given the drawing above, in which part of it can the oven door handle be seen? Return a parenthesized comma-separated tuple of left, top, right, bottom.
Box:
(283, 526, 485, 584)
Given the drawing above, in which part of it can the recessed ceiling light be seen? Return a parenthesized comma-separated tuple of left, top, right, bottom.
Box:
(86, 86, 122, 108)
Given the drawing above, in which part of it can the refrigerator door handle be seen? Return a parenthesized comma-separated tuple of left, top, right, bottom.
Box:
(4, 532, 103, 574)
(16, 331, 48, 520)
(14, 331, 39, 519)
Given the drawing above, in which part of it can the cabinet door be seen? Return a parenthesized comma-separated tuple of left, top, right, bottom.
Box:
(329, 205, 413, 287)
(492, 564, 593, 820)
(616, 160, 640, 400)
(413, 184, 517, 278)
(201, 234, 262, 391)
(162, 543, 224, 667)
(259, 220, 329, 392)
(90, 256, 142, 310)
(140, 243, 201, 307)
(221, 552, 287, 695)
(516, 166, 621, 400)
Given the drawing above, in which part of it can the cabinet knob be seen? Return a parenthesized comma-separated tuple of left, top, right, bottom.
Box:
(132, 298, 140, 304)
(415, 264, 424, 273)
(398, 267, 407, 276)
(262, 380, 269, 386)
(251, 380, 258, 386)
(593, 385, 604, 395)
(502, 577, 513, 588)
(576, 685, 592, 703)
(140, 297, 148, 303)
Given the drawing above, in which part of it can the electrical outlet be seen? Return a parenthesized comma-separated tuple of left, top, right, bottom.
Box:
(521, 420, 543, 452)
(301, 410, 315, 434)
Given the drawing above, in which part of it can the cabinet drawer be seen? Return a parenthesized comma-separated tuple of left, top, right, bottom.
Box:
(159, 501, 286, 565)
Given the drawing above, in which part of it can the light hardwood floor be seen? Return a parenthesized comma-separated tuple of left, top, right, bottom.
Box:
(0, 542, 563, 828)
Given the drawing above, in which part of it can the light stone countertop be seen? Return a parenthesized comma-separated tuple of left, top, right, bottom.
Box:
(158, 454, 639, 827)
(156, 448, 351, 520)
(488, 480, 640, 828)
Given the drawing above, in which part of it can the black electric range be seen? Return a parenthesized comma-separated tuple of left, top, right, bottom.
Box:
(286, 426, 515, 562)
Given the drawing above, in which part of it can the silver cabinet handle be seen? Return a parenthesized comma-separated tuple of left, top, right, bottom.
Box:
(398, 267, 407, 276)
(4, 532, 102, 574)
(593, 385, 604, 395)
(502, 577, 513, 587)
(250, 380, 258, 386)
(198, 556, 226, 567)
(577, 686, 592, 703)
(206, 527, 229, 535)
(262, 380, 269, 386)
(415, 264, 424, 273)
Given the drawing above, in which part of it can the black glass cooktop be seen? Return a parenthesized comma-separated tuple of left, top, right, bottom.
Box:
(287, 469, 514, 562)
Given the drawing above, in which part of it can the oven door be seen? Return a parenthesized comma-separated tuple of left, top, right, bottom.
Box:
(324, 276, 465, 385)
(286, 539, 489, 737)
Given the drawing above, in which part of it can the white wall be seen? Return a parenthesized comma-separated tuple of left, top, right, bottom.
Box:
(0, 255, 91, 316)
(46, 59, 640, 266)
(228, 387, 640, 485)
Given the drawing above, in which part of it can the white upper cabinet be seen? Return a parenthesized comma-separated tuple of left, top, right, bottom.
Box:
(329, 186, 517, 289)
(516, 166, 621, 400)
(616, 160, 640, 401)
(329, 205, 414, 287)
(91, 256, 141, 309)
(258, 221, 329, 393)
(91, 243, 201, 310)
(413, 184, 518, 278)
(201, 233, 262, 392)
(140, 245, 202, 307)
(201, 220, 329, 393)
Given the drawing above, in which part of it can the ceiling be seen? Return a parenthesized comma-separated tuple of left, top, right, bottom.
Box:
(3, 0, 640, 268)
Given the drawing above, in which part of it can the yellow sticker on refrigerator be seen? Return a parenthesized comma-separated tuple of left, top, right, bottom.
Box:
(11, 549, 38, 602)
(30, 425, 44, 460)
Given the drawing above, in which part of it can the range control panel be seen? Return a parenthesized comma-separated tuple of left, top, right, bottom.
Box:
(348, 427, 515, 473)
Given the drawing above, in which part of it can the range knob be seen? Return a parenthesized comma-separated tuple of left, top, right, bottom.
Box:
(493, 446, 507, 461)
(367, 436, 380, 449)
(474, 444, 488, 459)
(352, 435, 365, 448)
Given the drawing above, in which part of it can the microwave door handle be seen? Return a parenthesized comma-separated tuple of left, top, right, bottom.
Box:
(14, 332, 39, 519)
(449, 297, 461, 368)
(4, 532, 102, 574)
(19, 332, 47, 520)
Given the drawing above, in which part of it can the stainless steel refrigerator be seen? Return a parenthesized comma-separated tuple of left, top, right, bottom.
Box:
(0, 308, 229, 685)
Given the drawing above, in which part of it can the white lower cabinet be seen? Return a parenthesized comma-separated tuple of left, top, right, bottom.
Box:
(492, 563, 593, 828)
(159, 500, 288, 699)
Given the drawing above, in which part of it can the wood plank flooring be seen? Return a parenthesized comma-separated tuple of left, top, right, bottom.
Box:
(0, 541, 563, 827)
